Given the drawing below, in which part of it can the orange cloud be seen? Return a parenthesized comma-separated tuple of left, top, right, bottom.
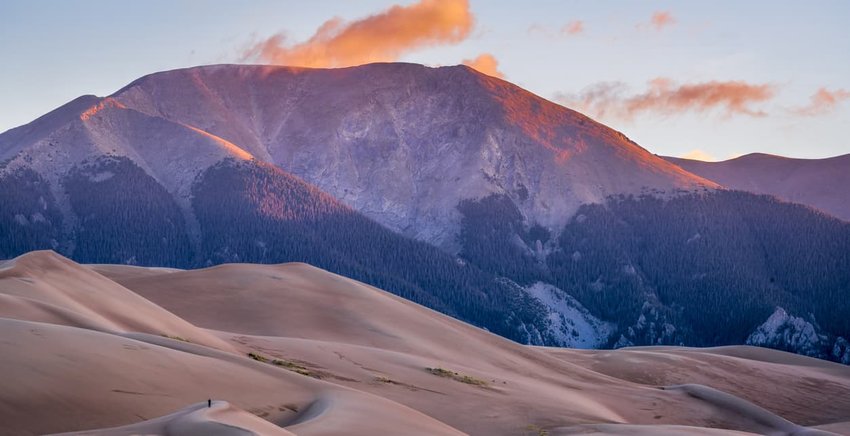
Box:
(462, 53, 504, 78)
(641, 11, 675, 31)
(793, 88, 850, 116)
(557, 78, 776, 120)
(562, 20, 584, 35)
(243, 0, 474, 68)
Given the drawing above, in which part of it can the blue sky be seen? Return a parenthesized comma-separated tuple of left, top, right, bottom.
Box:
(1, 0, 848, 160)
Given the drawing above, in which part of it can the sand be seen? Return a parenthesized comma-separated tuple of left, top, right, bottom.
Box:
(0, 250, 847, 435)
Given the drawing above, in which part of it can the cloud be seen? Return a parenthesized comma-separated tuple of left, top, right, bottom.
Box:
(462, 53, 504, 78)
(681, 149, 716, 162)
(243, 0, 474, 68)
(556, 78, 776, 121)
(527, 20, 584, 38)
(562, 20, 584, 36)
(649, 11, 676, 30)
(637, 11, 676, 31)
(792, 88, 850, 116)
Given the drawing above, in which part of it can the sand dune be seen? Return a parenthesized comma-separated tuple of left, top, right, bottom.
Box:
(0, 251, 231, 351)
(1, 251, 848, 435)
(0, 317, 463, 436)
(545, 346, 850, 426)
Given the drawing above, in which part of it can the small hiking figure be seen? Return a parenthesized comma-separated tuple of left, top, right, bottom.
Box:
(208, 399, 211, 408)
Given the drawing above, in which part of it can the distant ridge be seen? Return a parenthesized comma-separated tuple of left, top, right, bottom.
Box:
(664, 153, 850, 221)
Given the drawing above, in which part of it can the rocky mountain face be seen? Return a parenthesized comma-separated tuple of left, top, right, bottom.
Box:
(665, 153, 850, 222)
(1, 63, 848, 362)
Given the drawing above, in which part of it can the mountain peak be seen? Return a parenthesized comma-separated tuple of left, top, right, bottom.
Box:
(3, 62, 716, 248)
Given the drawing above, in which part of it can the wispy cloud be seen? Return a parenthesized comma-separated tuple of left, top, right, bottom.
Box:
(792, 88, 850, 116)
(462, 53, 504, 78)
(562, 20, 584, 36)
(528, 20, 584, 38)
(242, 0, 474, 68)
(556, 78, 776, 120)
(637, 11, 676, 31)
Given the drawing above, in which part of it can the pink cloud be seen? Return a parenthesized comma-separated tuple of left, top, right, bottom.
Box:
(557, 78, 776, 120)
(561, 20, 584, 36)
(792, 88, 850, 116)
(650, 11, 676, 30)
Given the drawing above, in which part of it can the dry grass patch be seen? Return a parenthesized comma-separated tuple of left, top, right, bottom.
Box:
(247, 352, 320, 378)
(425, 367, 488, 386)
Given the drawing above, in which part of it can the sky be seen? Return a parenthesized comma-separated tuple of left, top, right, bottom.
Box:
(1, 0, 848, 160)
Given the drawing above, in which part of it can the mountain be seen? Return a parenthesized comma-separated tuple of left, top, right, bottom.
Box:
(664, 153, 850, 222)
(0, 63, 715, 251)
(3, 251, 850, 435)
(1, 63, 849, 362)
(0, 62, 714, 348)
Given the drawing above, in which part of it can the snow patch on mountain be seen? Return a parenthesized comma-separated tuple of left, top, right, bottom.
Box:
(524, 282, 614, 348)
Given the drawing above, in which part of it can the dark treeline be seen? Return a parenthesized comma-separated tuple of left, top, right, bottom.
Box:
(64, 156, 193, 266)
(0, 167, 63, 258)
(457, 192, 850, 349)
(550, 192, 850, 346)
(457, 194, 550, 285)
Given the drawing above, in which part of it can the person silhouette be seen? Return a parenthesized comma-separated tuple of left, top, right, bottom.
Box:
(208, 399, 211, 408)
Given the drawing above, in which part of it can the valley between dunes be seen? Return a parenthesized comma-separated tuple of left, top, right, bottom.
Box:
(1, 250, 848, 435)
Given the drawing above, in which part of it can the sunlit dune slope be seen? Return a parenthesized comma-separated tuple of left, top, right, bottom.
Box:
(0, 251, 230, 351)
